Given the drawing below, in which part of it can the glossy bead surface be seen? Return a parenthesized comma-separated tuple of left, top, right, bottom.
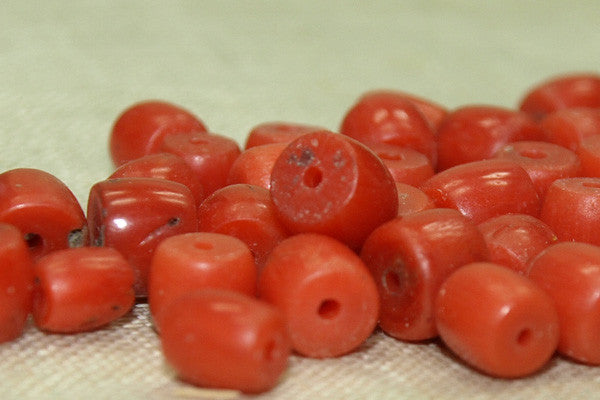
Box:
(109, 152, 205, 207)
(494, 141, 581, 198)
(436, 262, 559, 378)
(161, 132, 241, 197)
(519, 73, 600, 120)
(197, 184, 288, 268)
(109, 100, 207, 166)
(420, 159, 540, 224)
(369, 143, 434, 187)
(395, 183, 435, 217)
(149, 232, 257, 327)
(477, 214, 557, 274)
(259, 234, 379, 358)
(270, 131, 398, 250)
(0, 168, 87, 260)
(360, 208, 488, 341)
(540, 108, 600, 152)
(227, 143, 288, 190)
(160, 289, 290, 393)
(32, 247, 135, 333)
(0, 223, 34, 343)
(540, 177, 600, 245)
(244, 121, 323, 149)
(87, 177, 198, 296)
(340, 91, 438, 166)
(528, 242, 600, 364)
(436, 105, 543, 171)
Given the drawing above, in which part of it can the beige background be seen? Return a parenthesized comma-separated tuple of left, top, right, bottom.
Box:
(1, 1, 600, 399)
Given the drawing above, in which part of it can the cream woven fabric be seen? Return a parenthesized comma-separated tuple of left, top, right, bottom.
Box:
(1, 1, 600, 399)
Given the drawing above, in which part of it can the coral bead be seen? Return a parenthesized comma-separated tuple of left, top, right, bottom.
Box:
(109, 100, 207, 166)
(259, 234, 379, 358)
(540, 177, 600, 246)
(360, 208, 488, 341)
(494, 141, 581, 198)
(160, 289, 290, 393)
(420, 159, 540, 224)
(340, 91, 438, 166)
(197, 184, 288, 268)
(436, 262, 559, 378)
(109, 153, 205, 207)
(148, 232, 257, 327)
(161, 132, 241, 197)
(244, 121, 323, 149)
(0, 168, 87, 260)
(436, 105, 543, 171)
(528, 242, 600, 364)
(0, 223, 34, 343)
(87, 177, 197, 296)
(270, 131, 398, 250)
(519, 73, 600, 120)
(32, 247, 135, 333)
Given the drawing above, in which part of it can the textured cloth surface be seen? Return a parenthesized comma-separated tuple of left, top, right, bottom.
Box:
(1, 1, 600, 399)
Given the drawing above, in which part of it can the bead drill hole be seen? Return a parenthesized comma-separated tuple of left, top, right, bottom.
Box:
(383, 270, 402, 294)
(24, 233, 43, 250)
(303, 166, 323, 188)
(318, 299, 340, 319)
(518, 149, 547, 159)
(516, 328, 532, 346)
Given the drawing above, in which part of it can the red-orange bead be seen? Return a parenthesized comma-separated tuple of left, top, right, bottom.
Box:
(519, 73, 600, 120)
(577, 134, 600, 177)
(540, 177, 600, 246)
(369, 143, 435, 187)
(32, 247, 135, 333)
(0, 223, 34, 343)
(340, 92, 437, 166)
(148, 232, 257, 328)
(477, 214, 557, 275)
(244, 121, 323, 149)
(528, 242, 600, 364)
(0, 168, 87, 260)
(227, 143, 288, 190)
(420, 159, 541, 224)
(197, 184, 288, 268)
(270, 131, 398, 250)
(161, 132, 241, 197)
(360, 208, 488, 341)
(160, 289, 290, 393)
(259, 234, 379, 358)
(436, 105, 543, 171)
(540, 108, 600, 152)
(109, 100, 207, 166)
(109, 153, 205, 207)
(494, 141, 581, 198)
(87, 177, 197, 296)
(436, 262, 559, 378)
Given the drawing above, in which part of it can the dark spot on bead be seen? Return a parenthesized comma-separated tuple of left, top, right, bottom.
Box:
(289, 148, 314, 167)
(68, 227, 87, 248)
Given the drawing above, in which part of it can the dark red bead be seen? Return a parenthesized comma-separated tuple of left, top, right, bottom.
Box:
(87, 177, 197, 296)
